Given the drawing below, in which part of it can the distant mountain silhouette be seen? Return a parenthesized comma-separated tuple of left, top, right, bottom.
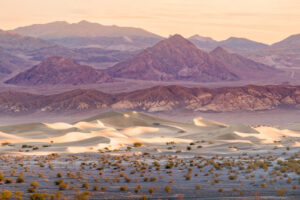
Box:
(210, 47, 279, 79)
(189, 35, 268, 53)
(247, 34, 300, 68)
(12, 21, 163, 50)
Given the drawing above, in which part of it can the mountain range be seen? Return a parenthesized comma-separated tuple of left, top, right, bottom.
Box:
(0, 21, 299, 87)
(4, 34, 280, 85)
(12, 21, 163, 50)
(0, 29, 136, 77)
(5, 56, 112, 85)
(0, 85, 299, 114)
(189, 33, 300, 69)
(106, 34, 279, 82)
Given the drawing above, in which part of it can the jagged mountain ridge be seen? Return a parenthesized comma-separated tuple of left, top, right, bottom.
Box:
(0, 85, 299, 114)
(106, 34, 240, 82)
(107, 34, 278, 82)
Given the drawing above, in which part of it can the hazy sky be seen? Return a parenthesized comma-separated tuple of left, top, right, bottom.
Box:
(0, 0, 299, 44)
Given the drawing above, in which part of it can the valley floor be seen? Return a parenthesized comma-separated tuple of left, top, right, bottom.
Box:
(0, 111, 299, 199)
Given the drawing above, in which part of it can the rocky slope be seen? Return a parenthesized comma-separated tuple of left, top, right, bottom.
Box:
(5, 56, 112, 85)
(247, 34, 300, 68)
(0, 85, 299, 114)
(210, 47, 279, 79)
(107, 34, 239, 82)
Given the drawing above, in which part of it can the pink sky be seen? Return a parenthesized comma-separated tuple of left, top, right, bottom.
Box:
(0, 0, 299, 44)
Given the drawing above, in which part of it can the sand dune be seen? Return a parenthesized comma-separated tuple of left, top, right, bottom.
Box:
(0, 111, 299, 154)
(44, 122, 74, 130)
(235, 126, 300, 144)
(120, 126, 159, 136)
(193, 117, 227, 128)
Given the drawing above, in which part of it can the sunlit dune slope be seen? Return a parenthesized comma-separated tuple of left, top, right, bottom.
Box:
(0, 111, 299, 154)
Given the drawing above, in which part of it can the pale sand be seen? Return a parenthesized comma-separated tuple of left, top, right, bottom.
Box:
(0, 111, 299, 154)
(293, 142, 300, 147)
(120, 126, 159, 136)
(193, 117, 228, 128)
(235, 126, 300, 144)
(44, 122, 74, 130)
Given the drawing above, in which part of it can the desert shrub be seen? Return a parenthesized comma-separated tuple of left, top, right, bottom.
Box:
(228, 174, 237, 180)
(57, 172, 62, 178)
(141, 195, 148, 200)
(74, 191, 89, 200)
(165, 162, 174, 169)
(195, 185, 201, 190)
(134, 185, 141, 194)
(133, 142, 142, 147)
(82, 182, 89, 189)
(275, 187, 286, 196)
(93, 185, 98, 191)
(30, 193, 48, 200)
(4, 178, 13, 184)
(30, 181, 40, 189)
(0, 190, 12, 200)
(148, 187, 155, 194)
(120, 186, 128, 191)
(16, 174, 25, 183)
(54, 180, 63, 185)
(218, 188, 223, 192)
(1, 142, 11, 146)
(185, 174, 191, 180)
(67, 172, 76, 178)
(27, 188, 36, 193)
(261, 183, 267, 188)
(0, 171, 5, 182)
(150, 177, 157, 182)
(59, 182, 68, 190)
(32, 146, 39, 150)
(164, 185, 171, 193)
(101, 186, 106, 192)
(125, 177, 131, 183)
(153, 161, 160, 167)
(14, 191, 23, 200)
